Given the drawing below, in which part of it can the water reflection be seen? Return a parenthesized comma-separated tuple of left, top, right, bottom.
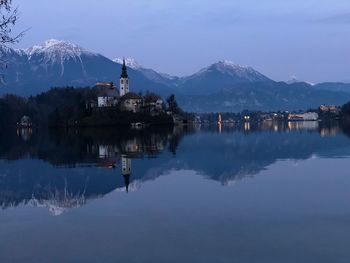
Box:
(1, 122, 350, 215)
(16, 127, 33, 141)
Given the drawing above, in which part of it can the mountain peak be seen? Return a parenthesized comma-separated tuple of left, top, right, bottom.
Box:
(212, 60, 251, 71)
(27, 39, 83, 53)
(286, 75, 315, 86)
(215, 59, 247, 67)
(44, 39, 72, 47)
(25, 39, 97, 62)
(113, 58, 141, 69)
(187, 60, 271, 83)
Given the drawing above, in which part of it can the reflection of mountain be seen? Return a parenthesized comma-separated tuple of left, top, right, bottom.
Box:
(175, 130, 350, 184)
(0, 159, 120, 215)
(1, 124, 350, 214)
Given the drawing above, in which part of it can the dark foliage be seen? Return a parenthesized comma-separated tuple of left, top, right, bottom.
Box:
(0, 87, 180, 127)
(0, 87, 97, 127)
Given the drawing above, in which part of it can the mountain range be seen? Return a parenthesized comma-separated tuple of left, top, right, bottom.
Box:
(1, 39, 350, 112)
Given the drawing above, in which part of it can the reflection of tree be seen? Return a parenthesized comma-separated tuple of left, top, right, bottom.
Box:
(168, 125, 196, 155)
(0, 127, 176, 166)
(1, 123, 350, 214)
(340, 120, 350, 138)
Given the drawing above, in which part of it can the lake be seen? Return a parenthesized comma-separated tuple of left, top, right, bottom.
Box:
(1, 121, 350, 263)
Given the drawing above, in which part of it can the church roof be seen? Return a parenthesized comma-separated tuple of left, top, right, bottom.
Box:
(120, 92, 142, 100)
(120, 59, 128, 78)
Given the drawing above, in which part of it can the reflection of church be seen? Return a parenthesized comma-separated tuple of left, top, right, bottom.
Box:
(122, 155, 132, 192)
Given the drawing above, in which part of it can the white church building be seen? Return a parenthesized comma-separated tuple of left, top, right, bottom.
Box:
(96, 59, 131, 108)
(95, 59, 163, 114)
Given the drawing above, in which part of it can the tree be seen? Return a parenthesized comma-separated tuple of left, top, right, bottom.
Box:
(341, 101, 350, 116)
(0, 0, 23, 66)
(166, 94, 180, 114)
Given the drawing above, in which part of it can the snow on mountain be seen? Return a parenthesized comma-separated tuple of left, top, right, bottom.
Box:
(30, 195, 87, 216)
(178, 60, 272, 95)
(113, 57, 141, 69)
(286, 75, 315, 86)
(0, 45, 26, 56)
(26, 39, 97, 61)
(24, 39, 101, 77)
(188, 60, 271, 82)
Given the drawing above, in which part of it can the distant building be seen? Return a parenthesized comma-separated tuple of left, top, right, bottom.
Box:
(120, 92, 142, 113)
(98, 145, 118, 159)
(19, 116, 32, 127)
(193, 116, 201, 123)
(288, 112, 319, 121)
(96, 82, 119, 107)
(143, 94, 163, 115)
(320, 105, 340, 114)
(218, 114, 222, 124)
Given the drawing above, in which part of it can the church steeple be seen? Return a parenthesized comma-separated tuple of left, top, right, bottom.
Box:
(121, 156, 132, 193)
(121, 59, 128, 78)
(123, 174, 130, 193)
(120, 59, 129, 96)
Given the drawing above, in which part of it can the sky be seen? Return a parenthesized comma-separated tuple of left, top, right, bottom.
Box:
(11, 0, 350, 83)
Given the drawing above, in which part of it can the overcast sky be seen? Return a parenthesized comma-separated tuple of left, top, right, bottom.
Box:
(11, 0, 350, 83)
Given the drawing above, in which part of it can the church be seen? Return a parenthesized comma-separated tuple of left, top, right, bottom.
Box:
(96, 59, 142, 112)
(95, 59, 165, 114)
(118, 61, 142, 112)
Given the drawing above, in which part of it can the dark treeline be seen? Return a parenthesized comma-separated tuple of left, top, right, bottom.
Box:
(0, 87, 97, 127)
(0, 87, 184, 127)
(341, 101, 350, 119)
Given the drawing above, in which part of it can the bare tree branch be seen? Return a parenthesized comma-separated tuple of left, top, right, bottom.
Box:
(0, 0, 24, 72)
(0, 0, 21, 43)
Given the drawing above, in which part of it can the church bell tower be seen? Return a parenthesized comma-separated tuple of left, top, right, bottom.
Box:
(120, 59, 129, 96)
(122, 155, 132, 192)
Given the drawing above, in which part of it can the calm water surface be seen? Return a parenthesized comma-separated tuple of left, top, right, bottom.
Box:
(1, 122, 350, 263)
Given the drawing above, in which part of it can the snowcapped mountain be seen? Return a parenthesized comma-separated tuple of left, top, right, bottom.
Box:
(185, 60, 270, 82)
(178, 60, 272, 95)
(199, 60, 269, 81)
(27, 39, 97, 62)
(0, 39, 174, 96)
